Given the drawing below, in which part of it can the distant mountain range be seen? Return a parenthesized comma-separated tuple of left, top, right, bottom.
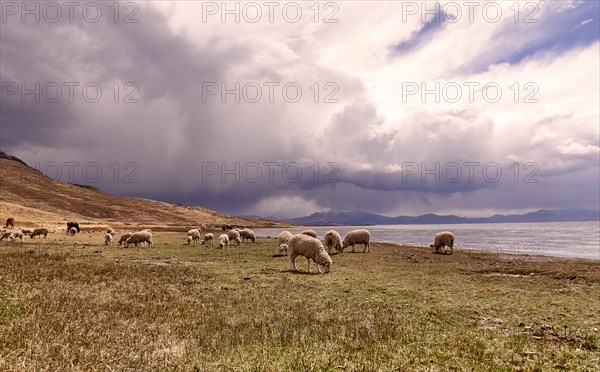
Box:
(286, 209, 600, 226)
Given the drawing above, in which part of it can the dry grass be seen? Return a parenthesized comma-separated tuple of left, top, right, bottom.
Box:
(0, 233, 598, 370)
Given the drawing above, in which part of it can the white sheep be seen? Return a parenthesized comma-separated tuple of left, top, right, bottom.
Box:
(105, 233, 113, 246)
(288, 234, 332, 273)
(107, 228, 116, 236)
(11, 232, 24, 242)
(431, 231, 455, 255)
(202, 233, 214, 246)
(277, 231, 293, 246)
(277, 231, 293, 255)
(239, 229, 256, 243)
(118, 233, 132, 246)
(125, 230, 153, 248)
(301, 229, 318, 239)
(187, 229, 201, 244)
(186, 235, 193, 245)
(67, 227, 77, 236)
(227, 230, 242, 246)
(324, 230, 343, 254)
(218, 233, 229, 249)
(30, 227, 49, 239)
(139, 229, 152, 246)
(342, 229, 371, 253)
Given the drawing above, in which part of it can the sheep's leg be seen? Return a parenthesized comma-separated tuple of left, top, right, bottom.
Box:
(352, 244, 355, 253)
(290, 255, 298, 271)
(307, 258, 311, 273)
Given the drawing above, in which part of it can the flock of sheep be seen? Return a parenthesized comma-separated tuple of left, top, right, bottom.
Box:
(2, 218, 456, 274)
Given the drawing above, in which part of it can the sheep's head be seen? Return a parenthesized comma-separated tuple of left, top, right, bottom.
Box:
(317, 253, 332, 273)
(279, 244, 288, 256)
(320, 260, 332, 273)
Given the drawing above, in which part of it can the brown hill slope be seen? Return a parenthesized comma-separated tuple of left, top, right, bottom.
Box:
(0, 152, 286, 230)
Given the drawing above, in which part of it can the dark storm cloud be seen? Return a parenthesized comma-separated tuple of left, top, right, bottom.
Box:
(1, 1, 597, 218)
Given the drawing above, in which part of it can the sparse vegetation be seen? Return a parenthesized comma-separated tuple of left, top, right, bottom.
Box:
(0, 233, 598, 370)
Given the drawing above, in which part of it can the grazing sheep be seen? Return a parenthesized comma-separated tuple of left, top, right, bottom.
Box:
(21, 228, 32, 235)
(277, 231, 293, 255)
(288, 234, 332, 273)
(301, 229, 318, 239)
(202, 233, 214, 246)
(277, 230, 293, 245)
(199, 224, 207, 232)
(132, 229, 151, 246)
(67, 227, 77, 236)
(125, 230, 153, 248)
(430, 231, 455, 255)
(187, 229, 201, 244)
(218, 234, 229, 249)
(0, 232, 13, 241)
(30, 227, 49, 239)
(118, 233, 132, 246)
(342, 229, 371, 253)
(227, 230, 242, 246)
(11, 232, 24, 242)
(324, 230, 343, 254)
(279, 243, 289, 256)
(186, 235, 193, 245)
(239, 228, 256, 243)
(66, 221, 80, 233)
(107, 228, 116, 236)
(105, 233, 113, 246)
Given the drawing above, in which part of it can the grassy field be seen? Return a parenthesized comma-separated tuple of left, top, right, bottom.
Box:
(0, 232, 598, 370)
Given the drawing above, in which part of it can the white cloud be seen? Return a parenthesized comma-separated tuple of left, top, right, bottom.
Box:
(2, 0, 598, 218)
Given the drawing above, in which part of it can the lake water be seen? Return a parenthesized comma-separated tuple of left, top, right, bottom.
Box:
(255, 221, 600, 261)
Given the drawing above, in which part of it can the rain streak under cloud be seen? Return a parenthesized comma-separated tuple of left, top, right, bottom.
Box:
(0, 0, 598, 219)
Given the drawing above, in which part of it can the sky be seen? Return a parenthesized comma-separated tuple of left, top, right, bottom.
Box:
(1, 0, 599, 219)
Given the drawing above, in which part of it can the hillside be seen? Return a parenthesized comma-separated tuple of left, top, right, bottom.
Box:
(0, 152, 286, 230)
